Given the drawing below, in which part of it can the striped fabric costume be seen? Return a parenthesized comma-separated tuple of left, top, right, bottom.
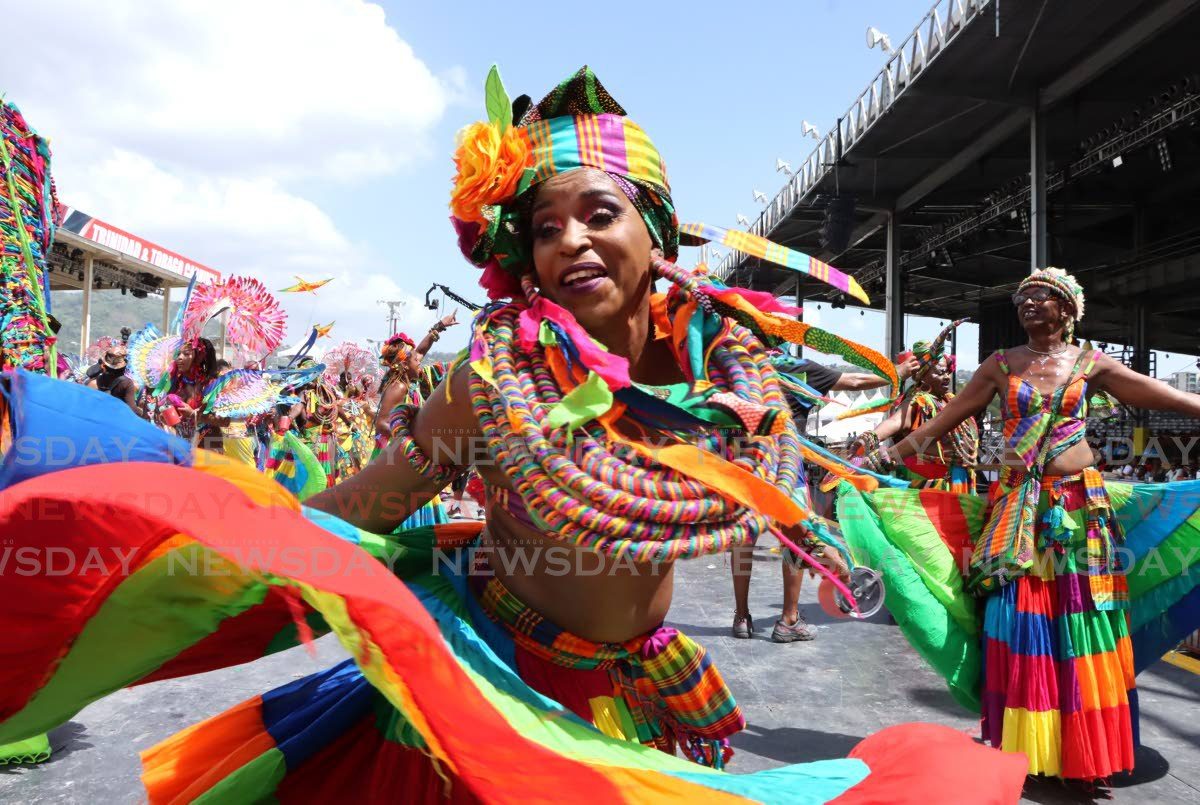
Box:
(0, 96, 55, 767)
(475, 566, 742, 766)
(298, 378, 340, 488)
(977, 347, 1135, 777)
(837, 328, 1200, 782)
(901, 390, 978, 495)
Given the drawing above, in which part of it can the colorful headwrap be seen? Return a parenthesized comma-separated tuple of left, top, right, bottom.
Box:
(1017, 267, 1085, 342)
(900, 340, 955, 374)
(896, 319, 966, 400)
(451, 67, 676, 300)
(380, 332, 415, 366)
(379, 332, 416, 393)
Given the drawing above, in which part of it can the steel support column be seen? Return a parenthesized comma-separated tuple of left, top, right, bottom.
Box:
(80, 256, 94, 353)
(1132, 303, 1150, 376)
(1133, 303, 1150, 442)
(795, 275, 803, 360)
(885, 212, 905, 359)
(161, 286, 172, 333)
(950, 325, 959, 392)
(1030, 105, 1048, 269)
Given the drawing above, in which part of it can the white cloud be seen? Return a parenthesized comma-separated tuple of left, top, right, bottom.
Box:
(2, 0, 459, 346)
(8, 0, 450, 181)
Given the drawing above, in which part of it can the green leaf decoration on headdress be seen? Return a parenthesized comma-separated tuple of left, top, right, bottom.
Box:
(484, 65, 512, 133)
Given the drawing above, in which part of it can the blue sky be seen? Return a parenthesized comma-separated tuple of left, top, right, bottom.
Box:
(11, 0, 1189, 375)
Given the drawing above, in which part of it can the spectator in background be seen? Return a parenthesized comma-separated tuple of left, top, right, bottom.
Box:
(85, 346, 139, 414)
(730, 351, 920, 643)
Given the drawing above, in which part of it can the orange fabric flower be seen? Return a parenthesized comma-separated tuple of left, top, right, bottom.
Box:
(450, 122, 531, 224)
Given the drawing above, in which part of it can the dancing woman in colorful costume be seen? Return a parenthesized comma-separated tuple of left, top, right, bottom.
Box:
(0, 67, 1028, 802)
(845, 267, 1200, 786)
(850, 334, 978, 495)
(373, 313, 458, 454)
(373, 328, 456, 528)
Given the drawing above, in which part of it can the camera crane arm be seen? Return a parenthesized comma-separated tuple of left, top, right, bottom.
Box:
(425, 283, 482, 312)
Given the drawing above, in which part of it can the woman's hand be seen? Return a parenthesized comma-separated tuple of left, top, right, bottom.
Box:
(810, 543, 851, 584)
(896, 355, 920, 381)
(438, 310, 459, 330)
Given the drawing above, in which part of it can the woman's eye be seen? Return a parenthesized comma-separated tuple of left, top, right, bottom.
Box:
(588, 210, 616, 226)
(533, 221, 561, 239)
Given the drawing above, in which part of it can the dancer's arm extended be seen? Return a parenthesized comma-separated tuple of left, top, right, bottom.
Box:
(1091, 354, 1200, 415)
(309, 367, 481, 532)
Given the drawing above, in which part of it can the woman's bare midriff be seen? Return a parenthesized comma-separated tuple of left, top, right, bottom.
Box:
(1002, 439, 1098, 477)
(479, 507, 675, 644)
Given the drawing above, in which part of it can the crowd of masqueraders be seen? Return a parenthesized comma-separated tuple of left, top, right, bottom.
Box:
(5, 66, 1200, 802)
(66, 313, 482, 516)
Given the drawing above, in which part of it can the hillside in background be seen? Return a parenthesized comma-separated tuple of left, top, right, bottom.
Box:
(50, 291, 180, 354)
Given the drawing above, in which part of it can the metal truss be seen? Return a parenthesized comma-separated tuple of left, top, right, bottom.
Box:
(714, 0, 992, 282)
(850, 90, 1200, 292)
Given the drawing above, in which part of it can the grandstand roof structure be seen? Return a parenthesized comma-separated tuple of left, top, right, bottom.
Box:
(46, 205, 221, 353)
(718, 0, 1200, 361)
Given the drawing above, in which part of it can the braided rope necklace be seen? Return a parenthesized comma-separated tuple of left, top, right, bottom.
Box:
(466, 261, 805, 563)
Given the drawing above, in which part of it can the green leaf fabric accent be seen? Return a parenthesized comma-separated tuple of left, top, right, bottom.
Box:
(485, 65, 512, 132)
(545, 371, 613, 445)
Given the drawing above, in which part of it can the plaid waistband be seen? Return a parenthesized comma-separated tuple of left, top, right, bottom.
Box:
(974, 466, 1125, 607)
(472, 560, 744, 767)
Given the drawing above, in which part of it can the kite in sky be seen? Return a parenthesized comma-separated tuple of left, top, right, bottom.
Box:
(278, 276, 334, 294)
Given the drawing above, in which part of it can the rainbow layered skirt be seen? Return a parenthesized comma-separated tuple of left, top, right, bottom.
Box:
(838, 471, 1200, 782)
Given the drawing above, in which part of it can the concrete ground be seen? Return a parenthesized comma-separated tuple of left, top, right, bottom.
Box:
(2, 540, 1197, 803)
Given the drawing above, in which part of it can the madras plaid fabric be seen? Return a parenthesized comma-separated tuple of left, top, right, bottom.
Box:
(1081, 468, 1128, 609)
(975, 468, 1127, 608)
(477, 574, 744, 766)
(995, 348, 1099, 471)
(526, 114, 668, 194)
(974, 349, 1101, 589)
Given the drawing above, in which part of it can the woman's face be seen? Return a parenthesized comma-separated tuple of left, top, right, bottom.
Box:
(923, 357, 951, 395)
(529, 169, 654, 338)
(1014, 286, 1070, 335)
(175, 343, 195, 372)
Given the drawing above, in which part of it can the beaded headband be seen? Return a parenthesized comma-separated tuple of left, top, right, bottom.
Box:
(1018, 267, 1085, 320)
